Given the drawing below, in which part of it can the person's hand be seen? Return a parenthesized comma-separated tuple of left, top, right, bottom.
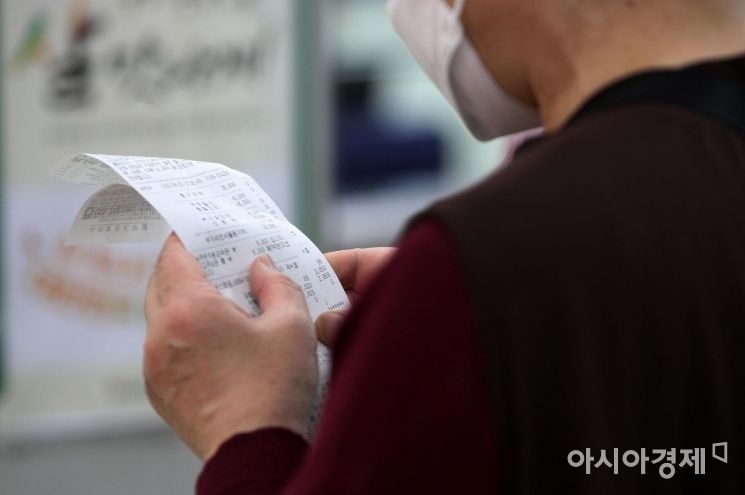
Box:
(315, 247, 396, 347)
(143, 234, 318, 461)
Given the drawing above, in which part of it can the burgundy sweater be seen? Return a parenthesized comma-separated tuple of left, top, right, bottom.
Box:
(197, 219, 500, 494)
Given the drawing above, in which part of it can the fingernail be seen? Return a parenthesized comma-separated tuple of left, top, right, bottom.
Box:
(257, 254, 276, 269)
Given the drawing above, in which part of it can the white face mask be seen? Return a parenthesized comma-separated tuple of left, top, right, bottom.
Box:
(386, 0, 541, 141)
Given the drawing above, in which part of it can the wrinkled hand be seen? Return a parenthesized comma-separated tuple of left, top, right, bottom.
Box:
(144, 234, 318, 461)
(315, 247, 396, 347)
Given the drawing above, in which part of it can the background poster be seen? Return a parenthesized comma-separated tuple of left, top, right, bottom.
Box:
(0, 0, 295, 440)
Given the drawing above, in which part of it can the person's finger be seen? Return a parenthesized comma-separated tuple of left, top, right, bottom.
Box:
(249, 255, 308, 316)
(315, 310, 348, 348)
(145, 271, 159, 321)
(152, 233, 212, 305)
(325, 248, 396, 294)
(324, 249, 360, 290)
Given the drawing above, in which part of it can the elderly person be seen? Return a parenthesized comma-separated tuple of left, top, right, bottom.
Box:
(144, 0, 745, 493)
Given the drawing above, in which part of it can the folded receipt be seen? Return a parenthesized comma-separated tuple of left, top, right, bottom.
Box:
(51, 153, 350, 432)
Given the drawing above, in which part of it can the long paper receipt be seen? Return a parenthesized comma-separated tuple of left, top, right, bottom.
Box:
(51, 153, 350, 429)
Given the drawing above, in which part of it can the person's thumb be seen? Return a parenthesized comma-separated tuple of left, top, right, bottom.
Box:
(315, 310, 348, 348)
(249, 255, 308, 316)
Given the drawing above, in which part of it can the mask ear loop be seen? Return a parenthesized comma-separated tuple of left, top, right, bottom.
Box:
(452, 0, 466, 18)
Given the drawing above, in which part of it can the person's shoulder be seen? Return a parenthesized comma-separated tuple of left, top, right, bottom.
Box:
(516, 101, 745, 171)
(437, 103, 736, 217)
(514, 103, 718, 172)
(419, 102, 745, 260)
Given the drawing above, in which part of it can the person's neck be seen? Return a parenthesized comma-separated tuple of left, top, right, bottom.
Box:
(530, 15, 745, 133)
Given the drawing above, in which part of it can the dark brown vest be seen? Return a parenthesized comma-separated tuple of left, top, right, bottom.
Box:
(412, 57, 745, 493)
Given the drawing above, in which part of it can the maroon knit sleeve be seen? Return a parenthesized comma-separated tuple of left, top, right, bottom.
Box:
(197, 219, 499, 495)
(196, 428, 307, 495)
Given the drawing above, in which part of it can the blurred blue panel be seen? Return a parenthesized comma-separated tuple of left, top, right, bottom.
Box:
(334, 71, 443, 192)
